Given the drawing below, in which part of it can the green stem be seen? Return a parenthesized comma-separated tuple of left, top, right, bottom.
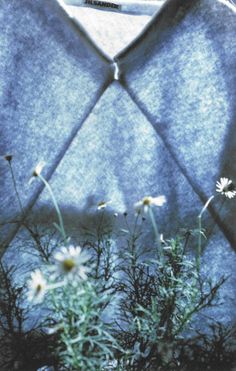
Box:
(148, 207, 161, 252)
(198, 195, 214, 219)
(38, 174, 67, 242)
(197, 195, 214, 274)
(133, 212, 140, 236)
(9, 162, 25, 218)
(197, 215, 201, 274)
(97, 209, 105, 238)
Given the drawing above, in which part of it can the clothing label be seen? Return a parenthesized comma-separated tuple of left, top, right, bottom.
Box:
(84, 0, 121, 10)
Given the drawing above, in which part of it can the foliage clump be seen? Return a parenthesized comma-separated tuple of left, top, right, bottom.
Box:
(1, 158, 236, 370)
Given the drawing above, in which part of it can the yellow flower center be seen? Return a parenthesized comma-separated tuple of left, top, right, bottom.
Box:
(143, 197, 151, 206)
(36, 284, 42, 293)
(62, 258, 76, 272)
(98, 201, 106, 207)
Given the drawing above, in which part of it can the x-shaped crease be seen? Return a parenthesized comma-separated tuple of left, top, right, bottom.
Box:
(4, 77, 231, 253)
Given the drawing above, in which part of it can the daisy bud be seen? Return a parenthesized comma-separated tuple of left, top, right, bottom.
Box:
(32, 161, 45, 177)
(4, 154, 13, 162)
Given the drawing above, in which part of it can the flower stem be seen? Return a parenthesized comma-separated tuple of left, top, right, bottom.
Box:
(38, 174, 67, 242)
(197, 215, 201, 274)
(148, 207, 160, 251)
(8, 161, 25, 218)
(198, 195, 214, 219)
(197, 195, 214, 273)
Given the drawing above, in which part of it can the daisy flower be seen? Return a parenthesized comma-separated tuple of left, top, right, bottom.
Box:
(29, 161, 46, 184)
(97, 200, 112, 210)
(54, 245, 90, 279)
(27, 269, 47, 304)
(216, 177, 236, 199)
(134, 195, 166, 213)
(32, 161, 45, 177)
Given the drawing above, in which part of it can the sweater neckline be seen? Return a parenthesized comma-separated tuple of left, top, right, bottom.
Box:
(54, 0, 190, 67)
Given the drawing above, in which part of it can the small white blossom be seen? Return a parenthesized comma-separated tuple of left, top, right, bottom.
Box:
(97, 200, 112, 210)
(216, 177, 236, 199)
(160, 234, 166, 244)
(134, 195, 166, 213)
(32, 161, 45, 177)
(27, 270, 47, 304)
(54, 245, 90, 279)
(29, 161, 46, 184)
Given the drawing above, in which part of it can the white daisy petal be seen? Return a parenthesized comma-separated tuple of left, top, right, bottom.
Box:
(152, 195, 167, 207)
(134, 195, 166, 213)
(33, 161, 45, 176)
(216, 177, 236, 199)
